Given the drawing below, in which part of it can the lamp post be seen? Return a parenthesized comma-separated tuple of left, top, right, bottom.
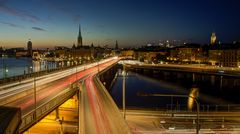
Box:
(34, 73, 37, 122)
(138, 93, 200, 134)
(122, 63, 126, 119)
(2, 54, 7, 80)
(5, 68, 8, 79)
(2, 54, 4, 79)
(75, 64, 77, 83)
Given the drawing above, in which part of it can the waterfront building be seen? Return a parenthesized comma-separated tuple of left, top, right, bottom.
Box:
(218, 49, 240, 67)
(32, 51, 41, 60)
(16, 51, 28, 57)
(169, 44, 203, 63)
(208, 43, 240, 67)
(121, 50, 135, 59)
(5, 48, 25, 57)
(208, 49, 223, 66)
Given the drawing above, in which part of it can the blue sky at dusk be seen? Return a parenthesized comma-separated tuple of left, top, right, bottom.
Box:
(0, 0, 240, 49)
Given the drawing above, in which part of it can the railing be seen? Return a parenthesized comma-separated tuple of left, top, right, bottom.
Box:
(92, 76, 131, 134)
(166, 104, 240, 112)
(0, 60, 98, 85)
(19, 86, 78, 133)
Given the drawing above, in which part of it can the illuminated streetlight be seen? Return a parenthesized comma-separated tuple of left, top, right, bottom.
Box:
(122, 62, 126, 119)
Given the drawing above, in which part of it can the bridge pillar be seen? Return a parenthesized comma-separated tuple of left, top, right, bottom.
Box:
(73, 94, 78, 108)
(55, 107, 60, 120)
(220, 76, 223, 89)
(192, 73, 195, 82)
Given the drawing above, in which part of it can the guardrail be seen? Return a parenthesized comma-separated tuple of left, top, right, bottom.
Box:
(166, 104, 240, 112)
(91, 61, 131, 134)
(19, 86, 78, 133)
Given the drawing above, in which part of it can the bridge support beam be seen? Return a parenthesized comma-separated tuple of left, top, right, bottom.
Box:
(55, 107, 60, 120)
(220, 76, 223, 89)
(192, 73, 195, 82)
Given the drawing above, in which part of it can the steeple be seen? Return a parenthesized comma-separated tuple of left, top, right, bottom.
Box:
(78, 24, 81, 37)
(210, 32, 216, 45)
(115, 40, 118, 50)
(77, 24, 82, 47)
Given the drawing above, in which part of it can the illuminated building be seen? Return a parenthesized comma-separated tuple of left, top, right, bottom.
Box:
(220, 49, 239, 67)
(169, 44, 203, 63)
(210, 32, 217, 45)
(208, 49, 223, 66)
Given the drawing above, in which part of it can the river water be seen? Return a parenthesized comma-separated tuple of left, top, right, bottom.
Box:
(110, 68, 240, 110)
(0, 57, 59, 79)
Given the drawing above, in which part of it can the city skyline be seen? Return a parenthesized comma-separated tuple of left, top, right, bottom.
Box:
(0, 0, 240, 49)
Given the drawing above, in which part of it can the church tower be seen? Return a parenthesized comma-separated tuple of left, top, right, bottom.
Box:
(27, 39, 32, 56)
(77, 24, 82, 47)
(210, 32, 217, 45)
(115, 40, 118, 50)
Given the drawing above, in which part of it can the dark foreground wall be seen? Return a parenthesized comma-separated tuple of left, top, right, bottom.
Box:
(0, 106, 21, 134)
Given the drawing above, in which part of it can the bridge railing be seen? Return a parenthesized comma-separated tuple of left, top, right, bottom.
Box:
(20, 86, 78, 133)
(166, 104, 240, 112)
(93, 74, 131, 134)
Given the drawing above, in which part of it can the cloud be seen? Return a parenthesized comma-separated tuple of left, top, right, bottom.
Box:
(0, 21, 23, 28)
(0, 3, 40, 23)
(32, 27, 46, 31)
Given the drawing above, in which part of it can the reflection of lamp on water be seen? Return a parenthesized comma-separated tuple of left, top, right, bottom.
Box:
(188, 87, 199, 110)
(30, 66, 33, 73)
(5, 68, 8, 78)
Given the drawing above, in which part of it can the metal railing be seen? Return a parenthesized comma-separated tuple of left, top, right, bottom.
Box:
(92, 76, 132, 134)
(166, 104, 240, 112)
(19, 86, 78, 133)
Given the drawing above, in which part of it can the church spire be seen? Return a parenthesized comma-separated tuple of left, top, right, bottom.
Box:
(115, 40, 118, 50)
(78, 24, 81, 37)
(77, 24, 82, 47)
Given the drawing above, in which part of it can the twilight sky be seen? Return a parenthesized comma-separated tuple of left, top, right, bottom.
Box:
(0, 0, 240, 49)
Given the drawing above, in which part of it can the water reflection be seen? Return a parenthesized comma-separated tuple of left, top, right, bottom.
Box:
(188, 87, 199, 110)
(0, 57, 66, 79)
(110, 70, 238, 109)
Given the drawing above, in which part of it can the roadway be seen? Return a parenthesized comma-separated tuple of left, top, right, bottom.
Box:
(80, 59, 131, 134)
(126, 110, 240, 134)
(0, 57, 118, 116)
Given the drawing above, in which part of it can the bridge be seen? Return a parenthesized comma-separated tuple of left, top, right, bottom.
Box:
(120, 60, 240, 78)
(0, 57, 131, 134)
(1, 58, 240, 134)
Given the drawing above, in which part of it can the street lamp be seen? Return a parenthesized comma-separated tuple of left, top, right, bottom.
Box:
(30, 66, 33, 74)
(33, 71, 37, 122)
(138, 93, 200, 134)
(75, 65, 77, 82)
(122, 62, 126, 119)
(2, 54, 7, 80)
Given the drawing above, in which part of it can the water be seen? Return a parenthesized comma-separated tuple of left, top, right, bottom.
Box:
(110, 69, 240, 110)
(110, 71, 189, 109)
(0, 57, 59, 79)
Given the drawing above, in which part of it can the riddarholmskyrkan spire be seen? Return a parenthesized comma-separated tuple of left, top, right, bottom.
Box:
(77, 24, 82, 47)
